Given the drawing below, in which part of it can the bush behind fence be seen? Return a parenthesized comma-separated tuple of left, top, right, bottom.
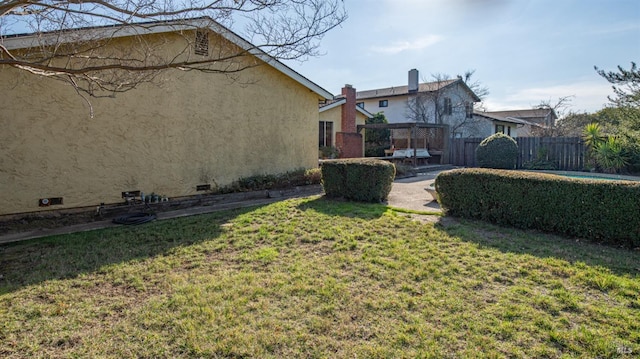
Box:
(451, 137, 586, 170)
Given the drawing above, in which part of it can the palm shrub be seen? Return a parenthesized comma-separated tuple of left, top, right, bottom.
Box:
(594, 136, 629, 173)
(583, 122, 605, 169)
(583, 123, 631, 173)
(475, 133, 518, 169)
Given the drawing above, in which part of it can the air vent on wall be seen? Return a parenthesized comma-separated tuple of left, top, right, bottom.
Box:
(39, 197, 63, 207)
(194, 30, 209, 56)
(196, 184, 211, 191)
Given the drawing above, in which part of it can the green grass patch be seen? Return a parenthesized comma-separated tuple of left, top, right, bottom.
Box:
(1, 196, 638, 358)
(386, 206, 443, 216)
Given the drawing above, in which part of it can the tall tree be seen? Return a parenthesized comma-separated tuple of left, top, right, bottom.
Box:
(0, 0, 346, 97)
(595, 62, 640, 108)
(555, 111, 597, 137)
(593, 62, 640, 152)
(364, 112, 390, 157)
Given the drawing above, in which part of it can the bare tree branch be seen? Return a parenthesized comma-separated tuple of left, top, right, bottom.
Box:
(595, 62, 640, 108)
(406, 72, 484, 137)
(532, 95, 574, 136)
(1, 0, 347, 97)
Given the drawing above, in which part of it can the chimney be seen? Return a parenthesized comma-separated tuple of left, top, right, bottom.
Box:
(408, 69, 419, 93)
(341, 84, 357, 133)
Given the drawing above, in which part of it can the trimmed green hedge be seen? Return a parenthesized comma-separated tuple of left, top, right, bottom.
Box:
(435, 168, 640, 247)
(475, 133, 518, 169)
(321, 159, 395, 202)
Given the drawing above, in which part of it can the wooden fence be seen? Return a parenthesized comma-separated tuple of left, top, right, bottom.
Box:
(450, 137, 586, 170)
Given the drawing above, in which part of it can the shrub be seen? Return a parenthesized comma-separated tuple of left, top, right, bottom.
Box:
(303, 168, 322, 185)
(593, 136, 629, 173)
(394, 163, 416, 178)
(475, 133, 518, 169)
(435, 168, 640, 247)
(522, 147, 557, 170)
(319, 146, 339, 159)
(218, 168, 321, 193)
(364, 145, 388, 157)
(522, 158, 557, 170)
(624, 142, 640, 174)
(321, 159, 395, 202)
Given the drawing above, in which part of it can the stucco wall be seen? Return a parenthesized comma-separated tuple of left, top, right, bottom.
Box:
(0, 32, 320, 215)
(319, 106, 342, 147)
(358, 97, 407, 123)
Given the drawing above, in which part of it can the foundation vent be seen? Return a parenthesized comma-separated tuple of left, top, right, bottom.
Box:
(196, 184, 211, 191)
(39, 197, 63, 207)
(122, 190, 141, 198)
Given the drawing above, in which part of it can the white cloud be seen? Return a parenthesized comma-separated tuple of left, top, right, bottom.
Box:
(485, 81, 613, 114)
(370, 35, 443, 54)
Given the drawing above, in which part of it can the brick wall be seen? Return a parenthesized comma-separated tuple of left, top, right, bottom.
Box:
(341, 85, 356, 133)
(336, 132, 363, 158)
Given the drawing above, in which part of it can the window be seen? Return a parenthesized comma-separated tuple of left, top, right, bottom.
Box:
(195, 30, 209, 56)
(319, 121, 333, 147)
(443, 98, 452, 115)
(356, 102, 364, 109)
(465, 102, 473, 119)
(495, 124, 511, 136)
(378, 100, 388, 107)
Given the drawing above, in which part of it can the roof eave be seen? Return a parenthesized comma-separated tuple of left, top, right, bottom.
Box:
(1, 17, 333, 100)
(356, 106, 374, 117)
(319, 98, 346, 112)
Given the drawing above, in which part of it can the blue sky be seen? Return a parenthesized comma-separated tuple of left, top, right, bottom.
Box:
(286, 0, 640, 114)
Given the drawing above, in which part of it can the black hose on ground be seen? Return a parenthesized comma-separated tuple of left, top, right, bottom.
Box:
(112, 212, 156, 225)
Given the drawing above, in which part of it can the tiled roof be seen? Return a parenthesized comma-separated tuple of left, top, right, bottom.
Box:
(319, 98, 345, 109)
(473, 111, 542, 127)
(356, 79, 458, 100)
(479, 109, 556, 121)
(473, 110, 550, 127)
(319, 97, 374, 117)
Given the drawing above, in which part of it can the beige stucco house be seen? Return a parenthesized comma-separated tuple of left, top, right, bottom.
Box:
(319, 85, 373, 158)
(0, 18, 332, 216)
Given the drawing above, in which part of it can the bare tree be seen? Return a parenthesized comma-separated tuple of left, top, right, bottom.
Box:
(532, 95, 573, 136)
(406, 73, 451, 124)
(459, 69, 489, 110)
(0, 0, 347, 98)
(406, 72, 485, 137)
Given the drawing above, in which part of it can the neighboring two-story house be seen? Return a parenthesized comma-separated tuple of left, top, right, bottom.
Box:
(355, 69, 481, 138)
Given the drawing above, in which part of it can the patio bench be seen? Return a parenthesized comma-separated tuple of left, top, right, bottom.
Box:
(390, 148, 431, 165)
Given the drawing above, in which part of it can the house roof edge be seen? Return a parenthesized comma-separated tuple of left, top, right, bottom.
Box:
(1, 17, 333, 100)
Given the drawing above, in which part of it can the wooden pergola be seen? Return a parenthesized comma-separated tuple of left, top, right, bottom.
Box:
(356, 122, 450, 166)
